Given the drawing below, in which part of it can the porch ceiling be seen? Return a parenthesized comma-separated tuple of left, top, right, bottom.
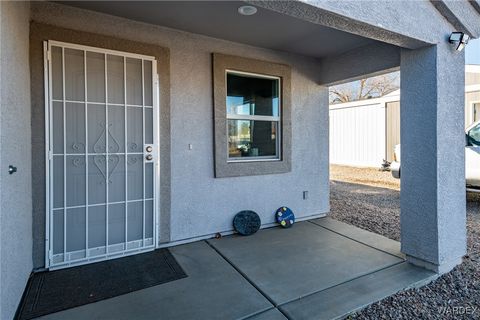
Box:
(57, 1, 376, 59)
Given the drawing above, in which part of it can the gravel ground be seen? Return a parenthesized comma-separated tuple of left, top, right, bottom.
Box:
(329, 165, 480, 320)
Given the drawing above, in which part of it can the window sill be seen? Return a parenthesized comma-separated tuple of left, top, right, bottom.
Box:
(227, 158, 281, 163)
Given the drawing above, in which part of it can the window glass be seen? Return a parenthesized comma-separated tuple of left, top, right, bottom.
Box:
(226, 71, 281, 160)
(228, 120, 278, 158)
(468, 123, 480, 146)
(469, 123, 480, 146)
(227, 73, 279, 117)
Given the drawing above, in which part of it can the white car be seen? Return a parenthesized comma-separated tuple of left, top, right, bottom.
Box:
(391, 120, 480, 192)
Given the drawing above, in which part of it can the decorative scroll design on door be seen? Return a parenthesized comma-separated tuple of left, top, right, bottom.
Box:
(127, 155, 139, 165)
(129, 143, 138, 152)
(72, 157, 85, 167)
(72, 143, 85, 152)
(93, 123, 120, 153)
(92, 121, 121, 184)
(93, 155, 119, 184)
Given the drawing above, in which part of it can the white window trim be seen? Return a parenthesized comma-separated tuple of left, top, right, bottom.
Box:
(225, 70, 282, 163)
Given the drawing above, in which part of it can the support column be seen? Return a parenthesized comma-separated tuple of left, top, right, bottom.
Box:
(400, 42, 466, 274)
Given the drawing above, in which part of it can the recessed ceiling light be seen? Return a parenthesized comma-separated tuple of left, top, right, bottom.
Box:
(238, 5, 257, 16)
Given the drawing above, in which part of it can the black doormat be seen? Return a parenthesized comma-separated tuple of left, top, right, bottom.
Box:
(15, 249, 187, 320)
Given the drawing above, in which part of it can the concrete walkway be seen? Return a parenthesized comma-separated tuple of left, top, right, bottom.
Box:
(37, 218, 435, 320)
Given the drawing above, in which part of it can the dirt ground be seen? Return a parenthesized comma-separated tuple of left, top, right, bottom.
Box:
(330, 164, 400, 190)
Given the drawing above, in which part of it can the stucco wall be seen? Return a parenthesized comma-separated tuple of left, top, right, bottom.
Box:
(400, 42, 466, 272)
(251, 0, 456, 49)
(30, 2, 330, 267)
(0, 2, 32, 319)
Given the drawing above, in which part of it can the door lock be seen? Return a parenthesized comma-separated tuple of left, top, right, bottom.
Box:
(146, 154, 153, 161)
(145, 146, 153, 153)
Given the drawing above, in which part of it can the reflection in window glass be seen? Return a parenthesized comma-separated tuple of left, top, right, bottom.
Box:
(227, 73, 279, 117)
(469, 123, 480, 146)
(226, 71, 281, 160)
(228, 120, 277, 158)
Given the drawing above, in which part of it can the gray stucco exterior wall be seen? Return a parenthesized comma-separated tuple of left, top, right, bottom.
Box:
(30, 2, 330, 267)
(0, 2, 32, 319)
(249, 0, 452, 49)
(318, 42, 400, 86)
(400, 42, 466, 273)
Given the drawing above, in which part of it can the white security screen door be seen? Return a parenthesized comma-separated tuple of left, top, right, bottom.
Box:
(45, 41, 159, 269)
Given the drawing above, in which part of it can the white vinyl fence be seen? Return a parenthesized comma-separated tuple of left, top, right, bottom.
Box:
(330, 78, 479, 168)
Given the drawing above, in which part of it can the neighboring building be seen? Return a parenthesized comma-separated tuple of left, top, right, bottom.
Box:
(466, 65, 480, 125)
(329, 90, 401, 167)
(330, 65, 480, 167)
(1, 1, 480, 319)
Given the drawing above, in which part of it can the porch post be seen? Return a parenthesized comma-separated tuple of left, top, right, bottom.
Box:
(400, 42, 466, 273)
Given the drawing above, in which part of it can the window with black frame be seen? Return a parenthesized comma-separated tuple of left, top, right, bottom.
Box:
(226, 71, 281, 161)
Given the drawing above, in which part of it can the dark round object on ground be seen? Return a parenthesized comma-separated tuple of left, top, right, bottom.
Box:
(275, 207, 295, 228)
(233, 210, 261, 236)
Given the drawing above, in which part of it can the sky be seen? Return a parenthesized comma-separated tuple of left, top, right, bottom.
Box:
(466, 38, 480, 65)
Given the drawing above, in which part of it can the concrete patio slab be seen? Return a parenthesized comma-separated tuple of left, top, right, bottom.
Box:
(279, 262, 436, 320)
(31, 218, 437, 320)
(246, 308, 288, 320)
(207, 221, 403, 305)
(310, 217, 404, 258)
(36, 242, 273, 320)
